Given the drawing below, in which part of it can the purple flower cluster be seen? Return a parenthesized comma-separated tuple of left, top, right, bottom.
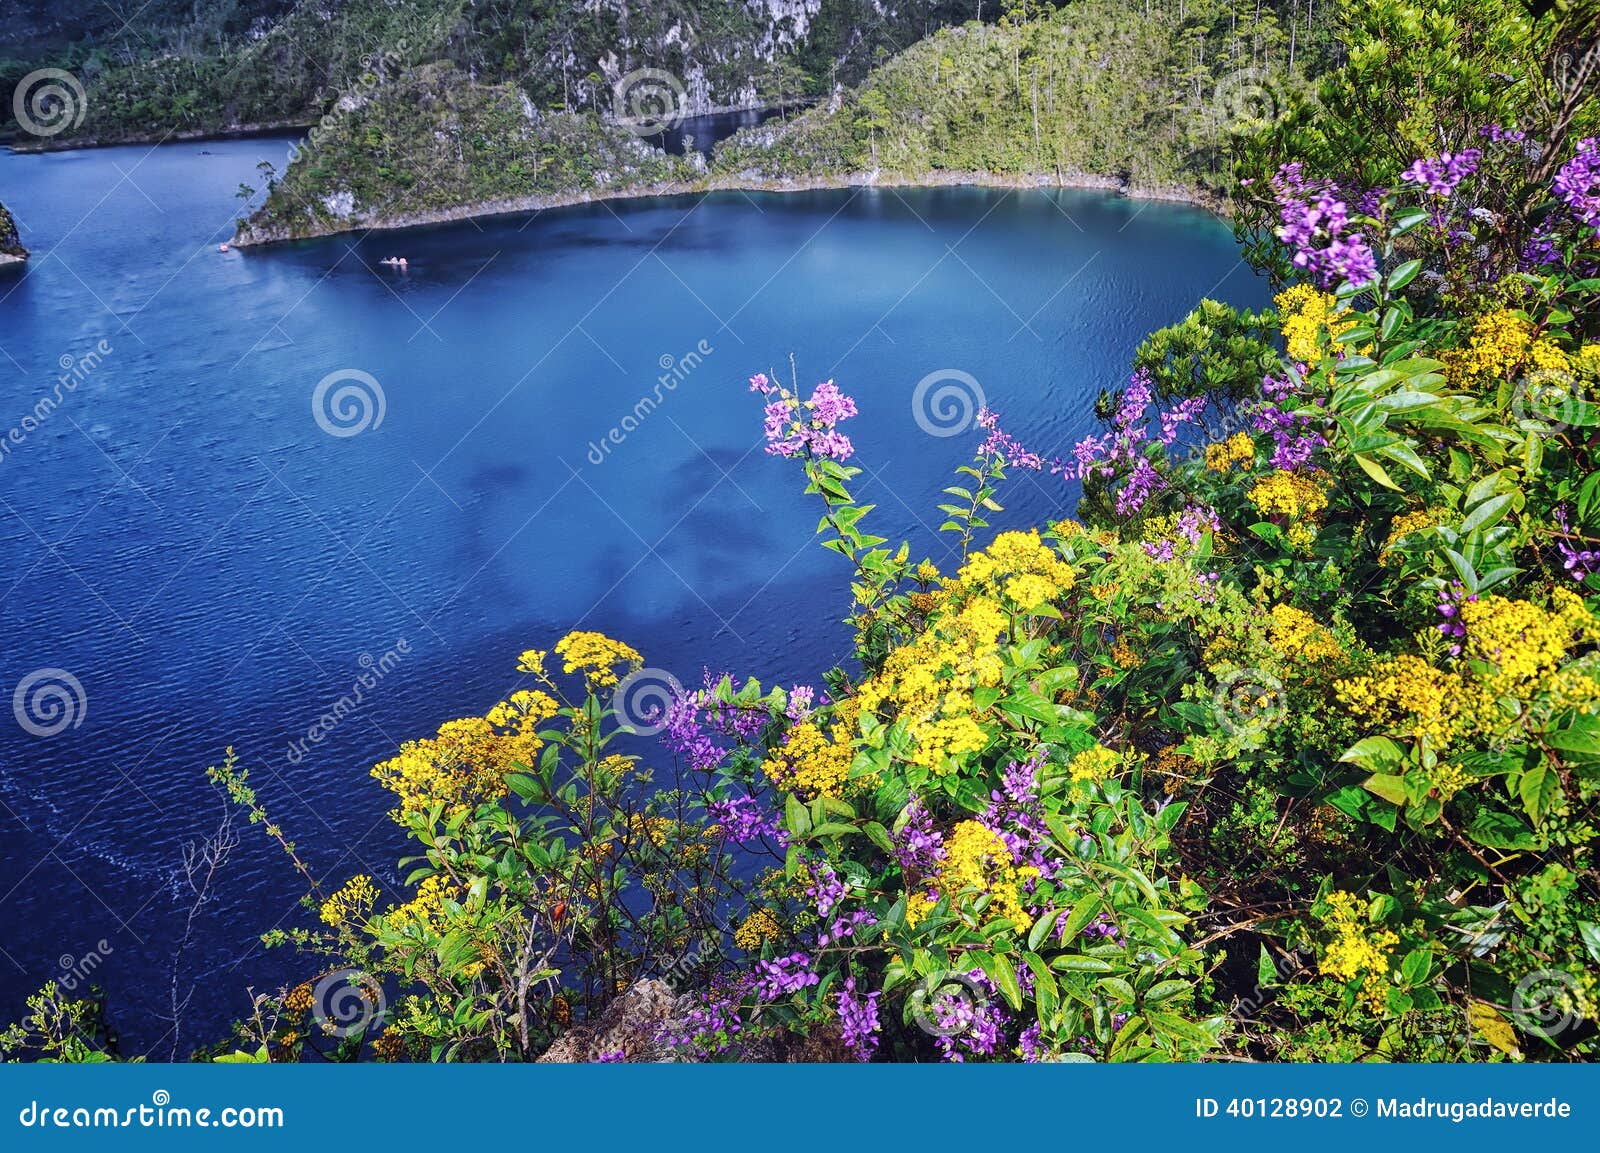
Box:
(593, 1048, 625, 1062)
(1146, 503, 1221, 561)
(975, 408, 1044, 469)
(804, 859, 848, 917)
(836, 977, 882, 1061)
(706, 794, 778, 845)
(784, 684, 820, 723)
(1521, 221, 1563, 270)
(1554, 507, 1599, 582)
(981, 754, 1054, 876)
(660, 979, 749, 1056)
(1252, 373, 1328, 470)
(1401, 148, 1482, 198)
(1073, 909, 1127, 947)
(893, 794, 946, 875)
(752, 953, 819, 1000)
(818, 909, 877, 947)
(1555, 137, 1600, 232)
(1065, 372, 1209, 518)
(662, 673, 771, 772)
(749, 373, 858, 460)
(1478, 124, 1527, 144)
(1159, 396, 1208, 446)
(1436, 581, 1478, 657)
(931, 971, 1008, 1062)
(1271, 163, 1379, 289)
(663, 691, 726, 772)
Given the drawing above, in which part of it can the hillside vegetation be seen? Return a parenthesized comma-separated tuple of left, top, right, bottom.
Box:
(240, 0, 1320, 241)
(712, 1, 1303, 197)
(1, 0, 979, 145)
(234, 63, 700, 242)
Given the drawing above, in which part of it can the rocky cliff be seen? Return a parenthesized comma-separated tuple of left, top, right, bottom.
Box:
(0, 200, 27, 264)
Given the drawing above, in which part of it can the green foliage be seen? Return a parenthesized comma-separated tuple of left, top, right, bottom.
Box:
(714, 2, 1310, 197)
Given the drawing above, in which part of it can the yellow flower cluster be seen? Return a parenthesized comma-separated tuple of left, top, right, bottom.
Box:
(553, 631, 642, 688)
(1276, 285, 1356, 363)
(1338, 590, 1595, 752)
(1380, 507, 1444, 565)
(373, 689, 555, 817)
(1249, 471, 1330, 552)
(1069, 744, 1120, 782)
(1448, 309, 1532, 381)
(320, 874, 379, 928)
(763, 717, 856, 799)
(1336, 653, 1460, 748)
(1426, 762, 1472, 800)
(1460, 588, 1595, 698)
(957, 530, 1077, 611)
(1205, 431, 1257, 473)
(384, 874, 460, 937)
(936, 820, 1038, 929)
(1319, 891, 1397, 1014)
(1249, 471, 1330, 519)
(1266, 604, 1346, 667)
(284, 983, 314, 1014)
(858, 534, 1077, 772)
(733, 908, 782, 950)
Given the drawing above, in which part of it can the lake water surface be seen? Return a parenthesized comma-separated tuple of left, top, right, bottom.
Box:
(0, 136, 1266, 1052)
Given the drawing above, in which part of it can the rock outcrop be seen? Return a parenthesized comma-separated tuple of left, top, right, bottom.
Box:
(536, 979, 684, 1063)
(0, 200, 27, 265)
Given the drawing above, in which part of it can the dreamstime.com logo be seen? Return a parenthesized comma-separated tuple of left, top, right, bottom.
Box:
(312, 369, 386, 437)
(12, 668, 87, 738)
(311, 968, 386, 1038)
(612, 68, 688, 136)
(1511, 968, 1584, 1040)
(610, 667, 684, 737)
(285, 639, 410, 764)
(1212, 66, 1285, 131)
(17, 1091, 283, 1130)
(11, 68, 87, 137)
(912, 369, 986, 437)
(907, 971, 991, 1039)
(586, 340, 714, 464)
(1210, 667, 1286, 737)
(1, 339, 114, 468)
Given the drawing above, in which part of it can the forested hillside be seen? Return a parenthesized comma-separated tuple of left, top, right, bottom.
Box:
(0, 0, 979, 144)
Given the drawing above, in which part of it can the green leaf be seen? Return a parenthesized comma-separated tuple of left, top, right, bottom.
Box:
(1055, 895, 1103, 943)
(1353, 453, 1401, 490)
(1257, 945, 1278, 988)
(1386, 258, 1423, 293)
(1051, 954, 1114, 973)
(1579, 923, 1600, 965)
(999, 689, 1062, 725)
(1519, 762, 1560, 825)
(1460, 492, 1514, 535)
(1340, 736, 1405, 773)
(1363, 773, 1409, 806)
(1465, 810, 1539, 850)
(988, 953, 1023, 1011)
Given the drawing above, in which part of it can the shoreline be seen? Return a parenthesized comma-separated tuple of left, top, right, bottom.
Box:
(233, 168, 1226, 247)
(5, 120, 314, 155)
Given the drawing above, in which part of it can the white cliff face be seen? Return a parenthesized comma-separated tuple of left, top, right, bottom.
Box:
(319, 190, 357, 219)
(754, 0, 824, 52)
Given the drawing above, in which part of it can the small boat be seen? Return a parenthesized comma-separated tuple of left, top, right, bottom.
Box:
(218, 243, 230, 253)
(380, 256, 409, 267)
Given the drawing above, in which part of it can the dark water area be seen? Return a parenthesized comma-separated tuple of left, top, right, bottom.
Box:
(0, 135, 1267, 1054)
(642, 107, 787, 156)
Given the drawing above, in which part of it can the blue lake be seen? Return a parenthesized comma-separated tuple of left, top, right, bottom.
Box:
(0, 136, 1267, 1053)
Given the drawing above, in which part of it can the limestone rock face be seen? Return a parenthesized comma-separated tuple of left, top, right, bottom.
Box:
(536, 980, 684, 1063)
(0, 200, 26, 262)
